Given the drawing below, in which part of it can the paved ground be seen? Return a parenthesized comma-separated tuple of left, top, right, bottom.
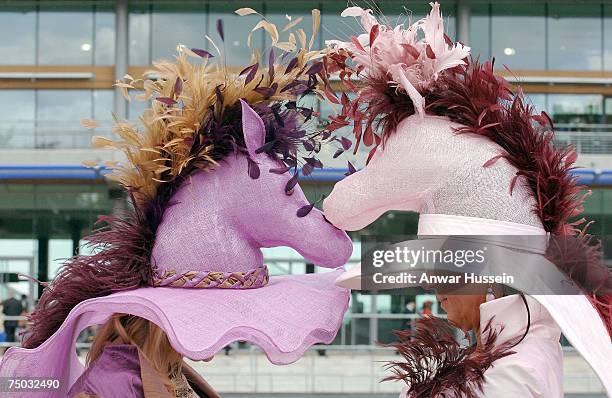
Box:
(186, 348, 605, 396)
(0, 346, 604, 396)
(223, 395, 606, 398)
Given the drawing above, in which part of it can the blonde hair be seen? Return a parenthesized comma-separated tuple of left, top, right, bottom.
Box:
(87, 314, 183, 393)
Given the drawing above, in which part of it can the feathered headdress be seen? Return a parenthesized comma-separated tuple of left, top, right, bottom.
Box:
(324, 2, 469, 158)
(24, 8, 342, 349)
(91, 8, 331, 204)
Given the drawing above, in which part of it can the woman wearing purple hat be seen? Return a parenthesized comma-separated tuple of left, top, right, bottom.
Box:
(0, 9, 354, 397)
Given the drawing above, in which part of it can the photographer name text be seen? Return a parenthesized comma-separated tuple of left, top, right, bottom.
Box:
(372, 272, 515, 285)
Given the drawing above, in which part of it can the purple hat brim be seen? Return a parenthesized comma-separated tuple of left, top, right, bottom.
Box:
(0, 270, 349, 397)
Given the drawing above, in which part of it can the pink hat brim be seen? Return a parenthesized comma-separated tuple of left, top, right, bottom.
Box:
(0, 270, 349, 397)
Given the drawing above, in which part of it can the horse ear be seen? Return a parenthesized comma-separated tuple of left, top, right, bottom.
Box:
(240, 99, 266, 158)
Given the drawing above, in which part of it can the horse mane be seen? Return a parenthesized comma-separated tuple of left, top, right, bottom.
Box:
(430, 59, 611, 337)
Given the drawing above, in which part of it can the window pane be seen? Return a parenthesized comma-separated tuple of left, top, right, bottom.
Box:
(380, 1, 455, 38)
(491, 4, 545, 69)
(37, 90, 92, 148)
(321, 1, 362, 47)
(469, 4, 490, 60)
(548, 4, 602, 71)
(0, 5, 36, 65)
(379, 1, 432, 26)
(604, 97, 612, 124)
(209, 2, 263, 67)
(49, 239, 73, 279)
(605, 5, 612, 70)
(151, 4, 206, 62)
(129, 4, 151, 65)
(93, 90, 114, 122)
(0, 90, 35, 149)
(264, 3, 313, 49)
(524, 93, 547, 114)
(128, 92, 149, 121)
(548, 94, 603, 124)
(38, 7, 94, 65)
(95, 7, 116, 65)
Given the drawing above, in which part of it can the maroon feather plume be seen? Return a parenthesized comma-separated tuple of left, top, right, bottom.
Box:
(23, 199, 155, 349)
(429, 59, 612, 336)
(382, 317, 514, 397)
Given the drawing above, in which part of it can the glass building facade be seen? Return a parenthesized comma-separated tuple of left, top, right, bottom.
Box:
(1, 0, 611, 346)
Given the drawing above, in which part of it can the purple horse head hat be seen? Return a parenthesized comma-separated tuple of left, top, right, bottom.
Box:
(0, 12, 354, 396)
(153, 100, 351, 287)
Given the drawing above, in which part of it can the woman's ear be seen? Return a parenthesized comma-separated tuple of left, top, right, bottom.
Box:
(240, 99, 266, 158)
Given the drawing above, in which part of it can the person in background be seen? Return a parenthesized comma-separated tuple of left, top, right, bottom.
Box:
(1, 292, 23, 343)
(419, 301, 433, 317)
(20, 294, 29, 312)
(15, 309, 30, 343)
(404, 301, 416, 332)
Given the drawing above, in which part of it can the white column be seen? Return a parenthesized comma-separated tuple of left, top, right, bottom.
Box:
(456, 0, 471, 44)
(114, 0, 128, 119)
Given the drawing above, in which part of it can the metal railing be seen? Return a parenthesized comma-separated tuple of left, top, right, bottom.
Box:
(0, 121, 112, 149)
(1, 121, 612, 154)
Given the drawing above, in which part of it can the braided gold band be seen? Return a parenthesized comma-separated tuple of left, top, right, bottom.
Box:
(153, 265, 269, 289)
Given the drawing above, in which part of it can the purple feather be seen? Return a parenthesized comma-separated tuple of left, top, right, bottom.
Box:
(191, 48, 214, 58)
(217, 19, 224, 41)
(285, 57, 299, 74)
(302, 162, 314, 176)
(306, 62, 324, 76)
(341, 137, 352, 151)
(174, 77, 183, 97)
(304, 157, 323, 168)
(285, 172, 299, 195)
(215, 85, 224, 104)
(303, 139, 315, 152)
(268, 49, 275, 83)
(269, 165, 291, 174)
(297, 203, 315, 217)
(156, 97, 177, 106)
(345, 161, 356, 176)
(240, 63, 260, 85)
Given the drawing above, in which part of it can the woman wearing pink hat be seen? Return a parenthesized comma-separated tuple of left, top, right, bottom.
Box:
(323, 3, 611, 397)
(0, 10, 354, 397)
